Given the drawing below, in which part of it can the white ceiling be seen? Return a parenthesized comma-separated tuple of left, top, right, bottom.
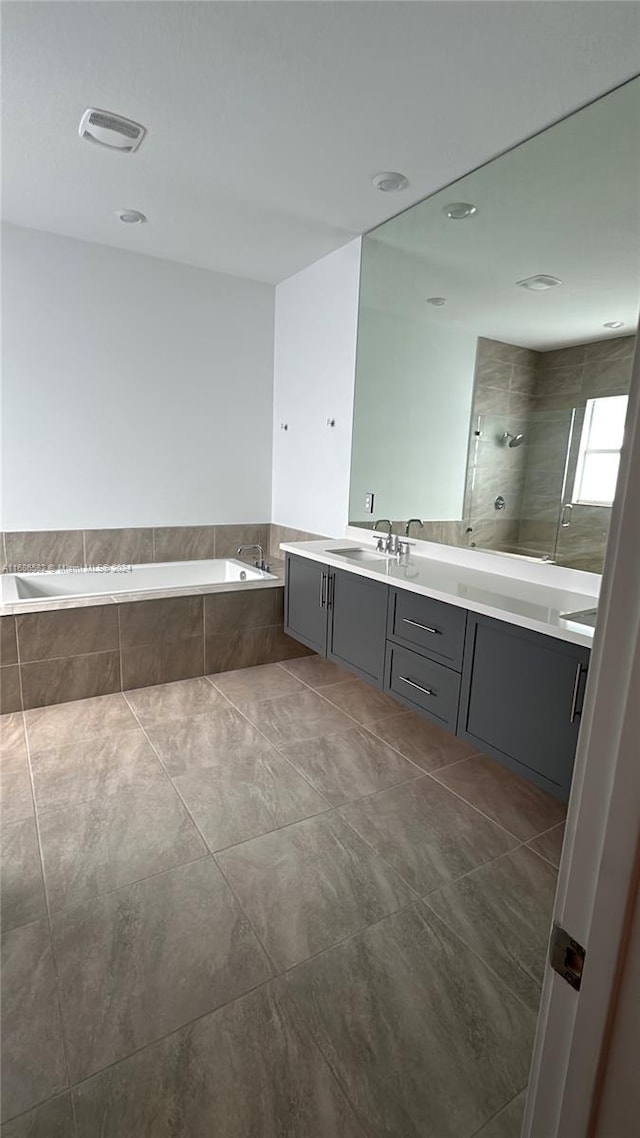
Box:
(363, 79, 640, 350)
(2, 1, 640, 284)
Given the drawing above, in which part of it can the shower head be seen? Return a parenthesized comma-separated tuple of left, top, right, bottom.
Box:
(503, 431, 525, 448)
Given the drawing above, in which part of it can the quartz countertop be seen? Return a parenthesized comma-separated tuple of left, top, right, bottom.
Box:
(280, 541, 598, 648)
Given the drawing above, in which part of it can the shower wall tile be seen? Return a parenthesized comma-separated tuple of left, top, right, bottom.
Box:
(153, 526, 214, 563)
(84, 528, 153, 567)
(4, 530, 84, 571)
(16, 605, 118, 662)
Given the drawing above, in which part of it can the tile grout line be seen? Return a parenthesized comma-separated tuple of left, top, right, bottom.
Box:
(124, 687, 281, 983)
(20, 707, 79, 1136)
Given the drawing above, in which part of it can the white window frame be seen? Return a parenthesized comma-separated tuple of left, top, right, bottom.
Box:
(572, 395, 628, 508)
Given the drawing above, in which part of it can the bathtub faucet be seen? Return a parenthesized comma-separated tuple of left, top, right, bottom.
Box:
(236, 544, 270, 572)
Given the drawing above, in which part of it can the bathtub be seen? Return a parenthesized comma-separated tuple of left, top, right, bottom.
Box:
(1, 558, 276, 607)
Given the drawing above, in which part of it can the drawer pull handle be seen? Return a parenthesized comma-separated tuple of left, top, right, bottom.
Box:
(570, 663, 586, 723)
(400, 676, 435, 698)
(402, 618, 440, 635)
(319, 572, 328, 609)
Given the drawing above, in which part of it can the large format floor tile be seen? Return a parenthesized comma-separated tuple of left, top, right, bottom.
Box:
(279, 655, 352, 688)
(38, 782, 207, 911)
(0, 816, 46, 932)
(173, 741, 328, 851)
(472, 1091, 527, 1138)
(432, 754, 566, 841)
(319, 679, 401, 725)
(1, 1094, 75, 1138)
(1, 714, 33, 828)
(124, 676, 230, 727)
(1, 921, 68, 1123)
(424, 845, 558, 1011)
(527, 822, 565, 868)
(73, 981, 366, 1138)
(341, 776, 517, 895)
(30, 729, 164, 813)
(287, 905, 534, 1138)
(211, 662, 307, 706)
(280, 726, 422, 806)
(217, 812, 414, 970)
(240, 689, 354, 747)
(23, 694, 138, 752)
(367, 710, 480, 771)
(52, 858, 271, 1082)
(145, 707, 262, 776)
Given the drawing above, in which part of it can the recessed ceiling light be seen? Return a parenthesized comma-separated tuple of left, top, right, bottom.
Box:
(603, 321, 624, 329)
(116, 209, 147, 225)
(372, 172, 409, 193)
(516, 274, 562, 291)
(444, 202, 477, 219)
(426, 297, 447, 307)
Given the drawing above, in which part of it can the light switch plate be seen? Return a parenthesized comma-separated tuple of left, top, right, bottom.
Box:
(364, 492, 375, 514)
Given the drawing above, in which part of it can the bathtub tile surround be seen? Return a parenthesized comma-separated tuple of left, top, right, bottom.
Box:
(1, 522, 277, 573)
(0, 662, 564, 1132)
(2, 582, 309, 710)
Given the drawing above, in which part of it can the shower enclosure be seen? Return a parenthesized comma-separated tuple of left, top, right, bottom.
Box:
(465, 406, 617, 571)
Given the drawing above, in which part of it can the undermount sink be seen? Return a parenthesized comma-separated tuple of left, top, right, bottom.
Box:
(560, 608, 598, 628)
(330, 546, 389, 562)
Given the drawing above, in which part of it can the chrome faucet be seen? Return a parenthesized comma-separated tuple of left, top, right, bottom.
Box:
(373, 519, 393, 553)
(405, 518, 423, 537)
(236, 544, 270, 572)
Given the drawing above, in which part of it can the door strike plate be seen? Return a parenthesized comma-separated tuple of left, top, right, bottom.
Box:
(550, 923, 585, 991)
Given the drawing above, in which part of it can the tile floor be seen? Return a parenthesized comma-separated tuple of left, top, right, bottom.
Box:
(0, 656, 566, 1137)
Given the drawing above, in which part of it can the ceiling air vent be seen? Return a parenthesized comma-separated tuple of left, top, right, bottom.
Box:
(78, 108, 146, 153)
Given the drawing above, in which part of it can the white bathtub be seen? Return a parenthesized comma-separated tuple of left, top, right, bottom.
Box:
(1, 558, 276, 606)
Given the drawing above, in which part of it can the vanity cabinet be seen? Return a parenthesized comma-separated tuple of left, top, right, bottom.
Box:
(458, 614, 590, 799)
(285, 553, 590, 801)
(284, 555, 388, 685)
(285, 555, 330, 655)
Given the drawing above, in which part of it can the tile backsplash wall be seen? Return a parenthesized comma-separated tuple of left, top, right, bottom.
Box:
(1, 524, 271, 572)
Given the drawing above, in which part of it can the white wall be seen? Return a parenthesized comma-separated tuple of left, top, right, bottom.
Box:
(0, 223, 274, 530)
(271, 239, 361, 537)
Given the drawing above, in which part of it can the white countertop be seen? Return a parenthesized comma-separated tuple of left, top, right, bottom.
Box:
(280, 540, 599, 648)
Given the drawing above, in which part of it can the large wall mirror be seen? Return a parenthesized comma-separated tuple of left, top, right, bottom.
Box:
(349, 78, 640, 573)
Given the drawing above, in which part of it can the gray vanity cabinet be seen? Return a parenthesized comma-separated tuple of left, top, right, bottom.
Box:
(458, 614, 590, 800)
(284, 555, 388, 685)
(327, 568, 388, 685)
(284, 554, 330, 654)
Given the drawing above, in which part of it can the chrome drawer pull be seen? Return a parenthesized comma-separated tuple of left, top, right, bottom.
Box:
(570, 662, 585, 723)
(399, 676, 435, 698)
(402, 617, 440, 635)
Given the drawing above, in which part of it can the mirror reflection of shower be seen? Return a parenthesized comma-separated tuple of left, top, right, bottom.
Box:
(502, 431, 525, 448)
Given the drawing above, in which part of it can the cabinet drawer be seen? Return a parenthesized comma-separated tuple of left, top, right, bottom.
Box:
(385, 643, 460, 731)
(388, 589, 466, 670)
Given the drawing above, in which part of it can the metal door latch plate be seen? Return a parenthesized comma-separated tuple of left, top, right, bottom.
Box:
(550, 923, 585, 991)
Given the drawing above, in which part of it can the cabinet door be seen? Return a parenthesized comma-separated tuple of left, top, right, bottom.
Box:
(328, 569, 388, 686)
(285, 555, 329, 655)
(458, 614, 590, 800)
